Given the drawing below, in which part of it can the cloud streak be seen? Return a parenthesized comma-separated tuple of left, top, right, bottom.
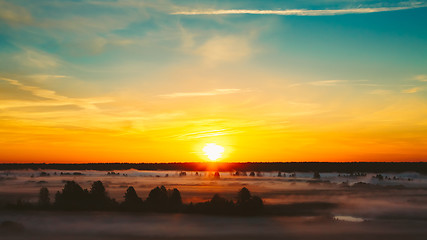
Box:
(309, 80, 349, 86)
(0, 77, 112, 110)
(289, 79, 369, 87)
(159, 89, 245, 98)
(168, 129, 243, 140)
(402, 87, 423, 93)
(414, 75, 427, 82)
(171, 6, 423, 16)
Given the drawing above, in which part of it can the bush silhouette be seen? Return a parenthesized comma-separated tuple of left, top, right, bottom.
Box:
(38, 187, 50, 208)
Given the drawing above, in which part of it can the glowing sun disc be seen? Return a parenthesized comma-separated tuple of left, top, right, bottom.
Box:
(203, 143, 224, 161)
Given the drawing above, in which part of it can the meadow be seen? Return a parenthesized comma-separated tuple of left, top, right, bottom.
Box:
(1, 169, 426, 239)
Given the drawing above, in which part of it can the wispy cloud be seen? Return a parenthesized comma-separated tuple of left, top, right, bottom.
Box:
(159, 89, 245, 98)
(0, 0, 32, 25)
(28, 74, 68, 83)
(172, 6, 424, 16)
(402, 87, 423, 93)
(0, 77, 112, 110)
(309, 80, 349, 86)
(13, 49, 59, 69)
(414, 75, 427, 82)
(290, 79, 369, 87)
(195, 36, 252, 65)
(169, 129, 242, 140)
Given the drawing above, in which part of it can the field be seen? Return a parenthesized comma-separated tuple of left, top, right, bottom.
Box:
(1, 169, 427, 239)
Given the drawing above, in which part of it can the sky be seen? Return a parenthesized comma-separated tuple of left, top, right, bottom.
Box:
(0, 0, 426, 163)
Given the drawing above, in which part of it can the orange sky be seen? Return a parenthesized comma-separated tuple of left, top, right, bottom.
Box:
(1, 1, 427, 163)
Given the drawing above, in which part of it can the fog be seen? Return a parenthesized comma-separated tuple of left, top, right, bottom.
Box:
(1, 170, 427, 239)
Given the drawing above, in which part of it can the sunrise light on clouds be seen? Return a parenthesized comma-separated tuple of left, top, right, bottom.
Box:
(0, 0, 426, 163)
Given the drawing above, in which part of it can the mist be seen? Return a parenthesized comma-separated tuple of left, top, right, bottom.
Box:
(1, 169, 427, 239)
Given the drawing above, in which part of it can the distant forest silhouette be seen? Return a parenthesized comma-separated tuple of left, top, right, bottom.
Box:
(1, 162, 426, 173)
(6, 181, 265, 216)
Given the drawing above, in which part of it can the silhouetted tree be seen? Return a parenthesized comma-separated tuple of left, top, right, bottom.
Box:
(2, 162, 427, 173)
(122, 186, 143, 211)
(89, 181, 116, 210)
(236, 187, 263, 215)
(237, 187, 251, 204)
(209, 194, 234, 214)
(146, 186, 168, 211)
(90, 181, 106, 198)
(38, 187, 50, 208)
(247, 196, 263, 212)
(55, 181, 89, 210)
(145, 186, 183, 212)
(169, 188, 183, 210)
(189, 188, 263, 216)
(211, 194, 226, 205)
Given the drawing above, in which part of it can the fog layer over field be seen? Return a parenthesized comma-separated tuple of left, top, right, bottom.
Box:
(1, 170, 427, 239)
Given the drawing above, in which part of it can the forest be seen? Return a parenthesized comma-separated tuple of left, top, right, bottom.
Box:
(1, 162, 426, 173)
(5, 180, 265, 216)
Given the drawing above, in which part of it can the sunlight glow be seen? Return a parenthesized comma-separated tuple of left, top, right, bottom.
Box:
(203, 143, 225, 161)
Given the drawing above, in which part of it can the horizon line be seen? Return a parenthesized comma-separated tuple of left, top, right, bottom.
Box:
(1, 161, 426, 164)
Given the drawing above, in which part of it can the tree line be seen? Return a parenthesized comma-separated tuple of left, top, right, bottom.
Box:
(13, 181, 264, 215)
(1, 162, 426, 173)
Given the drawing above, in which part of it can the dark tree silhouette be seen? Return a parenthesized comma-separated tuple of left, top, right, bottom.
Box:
(247, 196, 263, 211)
(169, 188, 183, 210)
(38, 187, 50, 208)
(146, 186, 169, 211)
(236, 187, 263, 215)
(208, 194, 234, 214)
(90, 181, 107, 198)
(55, 181, 89, 210)
(89, 181, 116, 210)
(190, 188, 263, 215)
(122, 186, 143, 210)
(211, 194, 226, 205)
(15, 179, 266, 215)
(145, 186, 183, 212)
(237, 187, 251, 204)
(2, 162, 427, 174)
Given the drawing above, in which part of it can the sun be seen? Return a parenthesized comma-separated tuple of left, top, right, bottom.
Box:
(203, 143, 225, 161)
